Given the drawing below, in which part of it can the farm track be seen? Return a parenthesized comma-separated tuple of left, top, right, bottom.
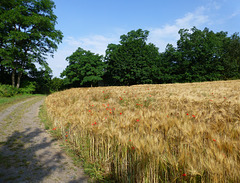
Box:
(0, 96, 88, 183)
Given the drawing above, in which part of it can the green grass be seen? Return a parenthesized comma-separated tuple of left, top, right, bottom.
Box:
(0, 94, 44, 112)
(39, 104, 54, 131)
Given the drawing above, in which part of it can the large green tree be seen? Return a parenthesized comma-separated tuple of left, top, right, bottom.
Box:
(105, 29, 160, 85)
(50, 77, 64, 92)
(175, 27, 228, 82)
(156, 44, 181, 83)
(0, 0, 63, 88)
(61, 47, 105, 87)
(222, 33, 240, 79)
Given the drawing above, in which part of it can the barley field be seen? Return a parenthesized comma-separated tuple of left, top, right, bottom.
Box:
(45, 80, 240, 182)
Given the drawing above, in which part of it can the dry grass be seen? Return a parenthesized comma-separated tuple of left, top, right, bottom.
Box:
(45, 80, 240, 182)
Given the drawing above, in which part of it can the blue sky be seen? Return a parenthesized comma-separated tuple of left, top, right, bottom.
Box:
(47, 0, 240, 77)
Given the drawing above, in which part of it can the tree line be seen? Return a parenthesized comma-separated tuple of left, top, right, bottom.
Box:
(1, 0, 239, 93)
(62, 27, 240, 88)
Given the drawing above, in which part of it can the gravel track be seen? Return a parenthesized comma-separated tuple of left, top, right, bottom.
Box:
(0, 96, 88, 183)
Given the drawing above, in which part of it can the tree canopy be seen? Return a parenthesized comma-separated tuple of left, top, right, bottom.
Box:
(105, 29, 160, 85)
(1, 0, 239, 93)
(169, 27, 240, 83)
(61, 47, 105, 87)
(0, 0, 63, 88)
(61, 27, 240, 88)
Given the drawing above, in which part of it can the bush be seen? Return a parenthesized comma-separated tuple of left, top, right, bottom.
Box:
(0, 84, 18, 97)
(19, 81, 36, 94)
(50, 77, 64, 93)
(0, 82, 36, 97)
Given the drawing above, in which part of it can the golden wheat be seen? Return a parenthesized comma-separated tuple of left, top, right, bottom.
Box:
(45, 80, 240, 182)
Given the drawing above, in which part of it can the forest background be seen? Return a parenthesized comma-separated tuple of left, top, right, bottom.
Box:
(0, 0, 240, 95)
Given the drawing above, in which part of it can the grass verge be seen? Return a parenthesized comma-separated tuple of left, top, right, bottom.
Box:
(38, 103, 114, 183)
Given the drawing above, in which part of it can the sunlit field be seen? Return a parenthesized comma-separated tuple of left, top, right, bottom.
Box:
(45, 80, 240, 182)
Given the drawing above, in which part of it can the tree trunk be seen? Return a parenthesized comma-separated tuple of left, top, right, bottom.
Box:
(12, 68, 16, 87)
(16, 71, 23, 89)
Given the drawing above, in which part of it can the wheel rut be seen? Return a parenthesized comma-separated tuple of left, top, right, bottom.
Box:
(0, 96, 88, 183)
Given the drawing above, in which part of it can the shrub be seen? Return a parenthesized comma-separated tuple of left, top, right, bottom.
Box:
(50, 77, 64, 93)
(19, 82, 36, 94)
(0, 84, 19, 97)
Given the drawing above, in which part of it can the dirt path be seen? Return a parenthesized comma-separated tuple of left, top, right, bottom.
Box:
(0, 96, 88, 183)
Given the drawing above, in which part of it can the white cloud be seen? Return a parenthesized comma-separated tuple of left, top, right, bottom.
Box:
(46, 45, 73, 78)
(209, 0, 221, 10)
(65, 35, 118, 56)
(177, 6, 208, 27)
(148, 6, 209, 52)
(47, 34, 119, 77)
(47, 6, 212, 77)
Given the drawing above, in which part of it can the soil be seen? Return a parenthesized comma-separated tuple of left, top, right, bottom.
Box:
(0, 96, 88, 183)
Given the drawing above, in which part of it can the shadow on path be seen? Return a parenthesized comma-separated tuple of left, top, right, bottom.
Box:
(0, 127, 88, 183)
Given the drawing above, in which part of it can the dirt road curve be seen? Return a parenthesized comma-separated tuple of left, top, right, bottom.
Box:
(0, 96, 88, 183)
